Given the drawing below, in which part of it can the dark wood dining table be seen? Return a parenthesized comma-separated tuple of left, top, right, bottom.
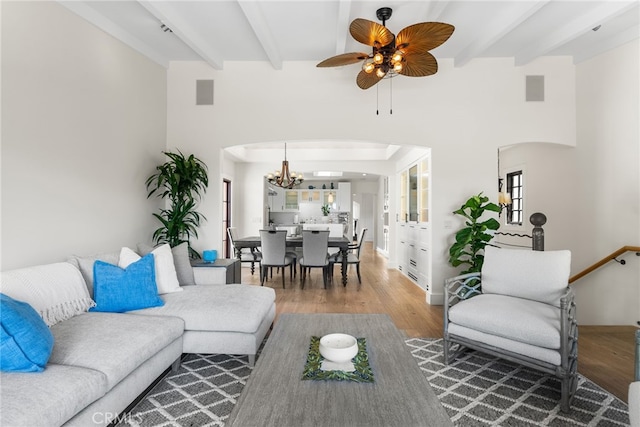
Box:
(232, 235, 352, 286)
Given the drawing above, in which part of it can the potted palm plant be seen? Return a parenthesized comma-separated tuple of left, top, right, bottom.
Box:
(145, 150, 208, 258)
(448, 192, 501, 274)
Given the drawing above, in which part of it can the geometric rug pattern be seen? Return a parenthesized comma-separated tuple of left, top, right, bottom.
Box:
(117, 338, 630, 427)
(406, 338, 630, 427)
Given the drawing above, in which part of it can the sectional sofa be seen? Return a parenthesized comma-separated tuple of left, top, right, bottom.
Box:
(0, 243, 275, 426)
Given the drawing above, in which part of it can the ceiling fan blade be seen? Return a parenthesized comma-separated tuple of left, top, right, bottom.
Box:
(396, 22, 455, 53)
(356, 70, 383, 90)
(398, 51, 438, 77)
(316, 52, 370, 67)
(350, 18, 394, 47)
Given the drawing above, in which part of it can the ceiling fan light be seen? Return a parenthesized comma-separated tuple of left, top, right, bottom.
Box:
(393, 62, 403, 72)
(376, 68, 386, 78)
(363, 62, 375, 73)
(373, 52, 384, 64)
(391, 51, 403, 63)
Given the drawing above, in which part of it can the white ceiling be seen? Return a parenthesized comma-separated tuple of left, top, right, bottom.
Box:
(59, 0, 639, 180)
(59, 0, 640, 70)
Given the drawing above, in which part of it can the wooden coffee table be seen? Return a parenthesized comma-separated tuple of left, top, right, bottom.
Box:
(226, 313, 452, 426)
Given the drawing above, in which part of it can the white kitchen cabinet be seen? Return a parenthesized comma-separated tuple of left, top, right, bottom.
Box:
(270, 188, 299, 212)
(300, 189, 322, 203)
(398, 156, 429, 224)
(396, 154, 431, 293)
(269, 188, 285, 212)
(283, 190, 299, 211)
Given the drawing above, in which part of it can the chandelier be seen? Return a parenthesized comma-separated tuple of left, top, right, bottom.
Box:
(265, 143, 304, 189)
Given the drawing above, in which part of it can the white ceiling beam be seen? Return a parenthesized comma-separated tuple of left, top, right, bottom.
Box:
(57, 1, 170, 68)
(454, 1, 550, 68)
(335, 0, 352, 54)
(137, 0, 224, 70)
(514, 1, 638, 66)
(237, 1, 282, 70)
(424, 0, 450, 21)
(573, 23, 640, 64)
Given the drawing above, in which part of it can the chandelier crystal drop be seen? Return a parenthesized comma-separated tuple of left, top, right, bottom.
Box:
(265, 143, 304, 189)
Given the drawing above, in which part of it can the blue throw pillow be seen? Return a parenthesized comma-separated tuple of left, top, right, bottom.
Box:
(0, 293, 54, 372)
(90, 253, 164, 313)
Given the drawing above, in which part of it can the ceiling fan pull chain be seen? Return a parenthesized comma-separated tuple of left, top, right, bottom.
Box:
(390, 77, 393, 115)
(376, 84, 379, 115)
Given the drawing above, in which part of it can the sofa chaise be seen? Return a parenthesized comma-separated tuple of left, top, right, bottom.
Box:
(0, 243, 275, 427)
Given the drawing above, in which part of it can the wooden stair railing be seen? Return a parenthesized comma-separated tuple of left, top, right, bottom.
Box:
(569, 246, 640, 284)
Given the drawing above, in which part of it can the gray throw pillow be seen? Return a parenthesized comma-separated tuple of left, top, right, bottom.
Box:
(137, 242, 196, 286)
(67, 252, 119, 298)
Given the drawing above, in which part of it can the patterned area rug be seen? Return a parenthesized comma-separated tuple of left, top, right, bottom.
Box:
(116, 339, 630, 427)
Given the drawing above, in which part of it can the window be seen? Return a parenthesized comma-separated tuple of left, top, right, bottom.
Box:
(506, 171, 523, 225)
(222, 179, 231, 258)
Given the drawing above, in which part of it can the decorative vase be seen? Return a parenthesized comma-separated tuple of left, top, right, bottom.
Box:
(203, 250, 217, 263)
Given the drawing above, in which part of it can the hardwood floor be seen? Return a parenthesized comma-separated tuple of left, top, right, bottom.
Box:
(240, 241, 637, 403)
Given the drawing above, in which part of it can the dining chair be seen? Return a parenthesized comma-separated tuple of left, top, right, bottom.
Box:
(275, 226, 298, 278)
(330, 228, 367, 284)
(299, 230, 330, 289)
(227, 227, 261, 275)
(259, 229, 294, 288)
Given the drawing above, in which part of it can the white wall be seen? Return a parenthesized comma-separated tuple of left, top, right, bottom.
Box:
(495, 40, 640, 325)
(573, 40, 640, 325)
(1, 2, 167, 270)
(351, 180, 378, 243)
(167, 56, 577, 303)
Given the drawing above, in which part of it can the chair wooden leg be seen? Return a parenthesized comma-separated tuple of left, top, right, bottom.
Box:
(356, 263, 361, 284)
(301, 266, 306, 289)
(323, 266, 327, 289)
(260, 266, 266, 286)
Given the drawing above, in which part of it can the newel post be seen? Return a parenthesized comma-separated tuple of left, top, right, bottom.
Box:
(530, 212, 547, 251)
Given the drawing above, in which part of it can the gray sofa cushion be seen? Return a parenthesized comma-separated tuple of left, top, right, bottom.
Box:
(0, 363, 107, 427)
(449, 293, 561, 349)
(49, 312, 184, 389)
(481, 246, 571, 306)
(131, 284, 275, 334)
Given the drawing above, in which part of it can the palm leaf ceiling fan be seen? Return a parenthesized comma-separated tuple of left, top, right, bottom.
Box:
(317, 7, 455, 90)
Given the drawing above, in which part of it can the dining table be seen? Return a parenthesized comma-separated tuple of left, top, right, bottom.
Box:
(232, 235, 352, 286)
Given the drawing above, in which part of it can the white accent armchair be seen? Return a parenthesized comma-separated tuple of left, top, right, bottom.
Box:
(630, 329, 640, 427)
(444, 246, 578, 412)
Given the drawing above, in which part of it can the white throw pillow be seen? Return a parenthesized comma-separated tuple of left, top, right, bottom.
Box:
(0, 263, 96, 326)
(119, 245, 182, 294)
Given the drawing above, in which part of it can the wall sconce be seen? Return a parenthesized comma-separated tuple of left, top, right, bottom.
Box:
(498, 178, 512, 216)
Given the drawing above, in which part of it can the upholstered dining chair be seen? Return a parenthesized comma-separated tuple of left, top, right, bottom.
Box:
(443, 246, 577, 412)
(259, 229, 295, 288)
(227, 227, 261, 275)
(329, 228, 367, 285)
(299, 230, 330, 289)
